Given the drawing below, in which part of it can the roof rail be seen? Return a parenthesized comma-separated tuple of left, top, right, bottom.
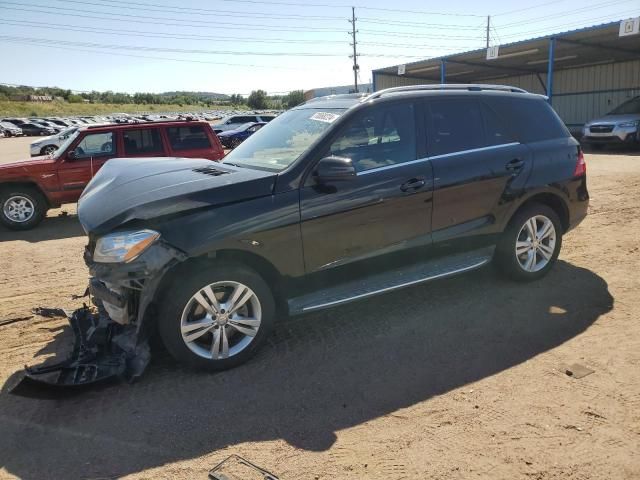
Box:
(84, 118, 200, 129)
(366, 84, 528, 100)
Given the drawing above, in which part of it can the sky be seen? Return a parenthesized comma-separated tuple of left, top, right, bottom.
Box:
(0, 0, 638, 95)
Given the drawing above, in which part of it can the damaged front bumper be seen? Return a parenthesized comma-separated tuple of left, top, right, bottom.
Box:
(20, 241, 185, 389)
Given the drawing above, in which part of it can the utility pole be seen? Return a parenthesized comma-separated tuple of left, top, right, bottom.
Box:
(348, 6, 359, 93)
(486, 15, 491, 49)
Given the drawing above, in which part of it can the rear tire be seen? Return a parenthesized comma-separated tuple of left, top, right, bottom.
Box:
(0, 187, 48, 230)
(157, 262, 275, 370)
(495, 203, 563, 282)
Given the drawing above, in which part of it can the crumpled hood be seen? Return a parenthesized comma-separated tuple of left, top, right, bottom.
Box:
(585, 113, 640, 126)
(78, 157, 277, 234)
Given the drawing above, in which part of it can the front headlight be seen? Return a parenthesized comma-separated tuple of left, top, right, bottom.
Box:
(93, 230, 160, 263)
(618, 121, 639, 128)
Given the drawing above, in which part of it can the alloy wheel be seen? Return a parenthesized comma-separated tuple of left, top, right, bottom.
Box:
(515, 215, 557, 272)
(3, 195, 35, 223)
(180, 281, 262, 360)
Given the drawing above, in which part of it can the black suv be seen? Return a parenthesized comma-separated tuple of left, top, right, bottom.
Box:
(26, 85, 589, 386)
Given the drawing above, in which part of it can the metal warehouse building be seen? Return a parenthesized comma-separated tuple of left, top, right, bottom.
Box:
(372, 20, 640, 134)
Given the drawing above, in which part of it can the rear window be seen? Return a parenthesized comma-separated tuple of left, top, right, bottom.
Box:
(123, 128, 163, 155)
(167, 125, 212, 151)
(426, 99, 486, 156)
(487, 96, 570, 143)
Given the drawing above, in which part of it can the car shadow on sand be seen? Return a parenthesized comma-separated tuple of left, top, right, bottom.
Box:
(0, 212, 83, 242)
(0, 260, 613, 479)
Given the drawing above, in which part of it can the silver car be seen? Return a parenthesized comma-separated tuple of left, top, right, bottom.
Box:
(29, 126, 78, 157)
(582, 96, 640, 149)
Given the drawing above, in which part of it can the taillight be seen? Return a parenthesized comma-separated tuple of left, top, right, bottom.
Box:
(574, 147, 586, 177)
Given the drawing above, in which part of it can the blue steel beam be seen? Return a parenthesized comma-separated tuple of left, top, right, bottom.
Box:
(546, 37, 556, 105)
(440, 59, 446, 84)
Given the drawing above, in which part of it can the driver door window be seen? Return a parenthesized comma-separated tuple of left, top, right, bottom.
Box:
(328, 103, 416, 172)
(74, 132, 114, 158)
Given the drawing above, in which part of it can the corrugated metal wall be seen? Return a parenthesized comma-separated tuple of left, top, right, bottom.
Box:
(373, 59, 640, 128)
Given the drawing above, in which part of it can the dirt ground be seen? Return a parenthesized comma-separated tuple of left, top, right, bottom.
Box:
(0, 137, 639, 479)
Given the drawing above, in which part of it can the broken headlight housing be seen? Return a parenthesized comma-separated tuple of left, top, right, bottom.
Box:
(93, 229, 160, 263)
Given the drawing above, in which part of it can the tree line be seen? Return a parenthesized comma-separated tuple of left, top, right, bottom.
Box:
(0, 84, 306, 110)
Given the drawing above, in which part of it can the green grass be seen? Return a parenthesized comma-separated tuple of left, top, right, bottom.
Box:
(0, 101, 238, 117)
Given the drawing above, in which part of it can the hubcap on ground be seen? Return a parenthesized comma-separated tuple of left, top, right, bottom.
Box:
(3, 196, 35, 223)
(515, 215, 556, 272)
(180, 281, 262, 360)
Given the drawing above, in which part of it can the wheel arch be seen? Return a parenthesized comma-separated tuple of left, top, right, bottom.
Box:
(508, 191, 570, 233)
(153, 248, 286, 310)
(0, 181, 53, 208)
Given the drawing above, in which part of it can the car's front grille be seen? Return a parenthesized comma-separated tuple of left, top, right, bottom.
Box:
(590, 124, 614, 133)
(192, 166, 230, 177)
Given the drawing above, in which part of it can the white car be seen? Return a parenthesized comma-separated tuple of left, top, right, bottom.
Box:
(30, 126, 78, 157)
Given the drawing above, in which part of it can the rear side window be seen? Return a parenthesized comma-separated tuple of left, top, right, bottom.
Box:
(329, 102, 416, 172)
(123, 128, 163, 155)
(488, 97, 570, 143)
(426, 99, 485, 156)
(480, 102, 515, 146)
(167, 125, 212, 150)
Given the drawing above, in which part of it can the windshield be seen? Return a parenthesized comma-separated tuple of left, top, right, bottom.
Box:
(236, 122, 255, 131)
(609, 97, 640, 115)
(223, 108, 345, 171)
(53, 130, 81, 158)
(59, 126, 78, 138)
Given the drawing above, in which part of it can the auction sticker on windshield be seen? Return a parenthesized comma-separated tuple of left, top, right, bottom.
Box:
(310, 112, 340, 123)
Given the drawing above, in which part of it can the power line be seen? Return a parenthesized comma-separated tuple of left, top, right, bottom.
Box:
(43, 0, 344, 21)
(0, 19, 347, 44)
(0, 3, 344, 32)
(492, 0, 571, 17)
(497, 11, 639, 39)
(358, 18, 482, 29)
(0, 39, 302, 69)
(0, 34, 349, 56)
(498, 0, 637, 27)
(359, 29, 484, 40)
(2, 4, 488, 41)
(0, 19, 480, 51)
(357, 6, 483, 17)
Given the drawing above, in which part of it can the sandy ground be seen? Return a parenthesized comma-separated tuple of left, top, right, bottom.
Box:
(0, 136, 36, 163)
(0, 137, 639, 479)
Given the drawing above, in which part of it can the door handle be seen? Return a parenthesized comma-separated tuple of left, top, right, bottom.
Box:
(400, 178, 426, 192)
(505, 158, 525, 171)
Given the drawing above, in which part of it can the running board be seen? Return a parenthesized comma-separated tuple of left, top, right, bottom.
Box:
(288, 247, 494, 315)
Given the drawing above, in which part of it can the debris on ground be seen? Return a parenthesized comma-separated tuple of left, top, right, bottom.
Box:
(564, 363, 595, 379)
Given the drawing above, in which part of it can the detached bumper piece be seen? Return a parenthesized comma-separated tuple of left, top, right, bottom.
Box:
(22, 306, 129, 388)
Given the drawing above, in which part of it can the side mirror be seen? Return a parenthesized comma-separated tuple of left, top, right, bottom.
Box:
(67, 150, 77, 160)
(314, 156, 356, 183)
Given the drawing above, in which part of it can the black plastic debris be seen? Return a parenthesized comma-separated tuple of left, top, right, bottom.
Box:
(12, 306, 128, 391)
(209, 455, 279, 480)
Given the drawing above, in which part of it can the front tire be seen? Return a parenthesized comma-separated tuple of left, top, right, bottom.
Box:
(0, 187, 48, 230)
(41, 145, 58, 155)
(157, 262, 275, 370)
(495, 203, 563, 282)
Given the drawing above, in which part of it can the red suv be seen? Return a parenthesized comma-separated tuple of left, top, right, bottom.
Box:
(0, 120, 225, 230)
